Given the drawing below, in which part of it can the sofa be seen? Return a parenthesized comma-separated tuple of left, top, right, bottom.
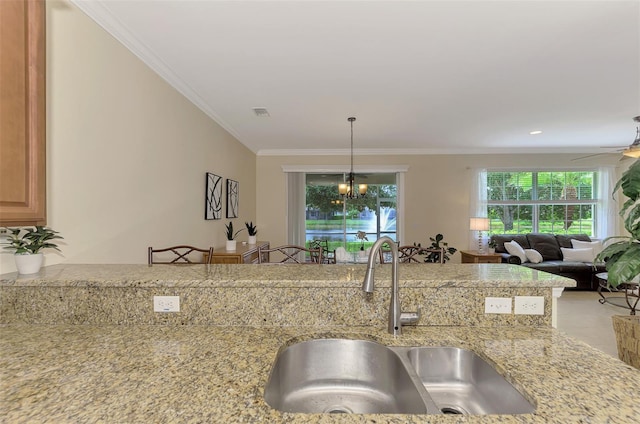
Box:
(489, 233, 606, 290)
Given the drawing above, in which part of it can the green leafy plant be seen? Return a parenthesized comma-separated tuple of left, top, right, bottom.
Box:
(245, 221, 258, 236)
(2, 226, 63, 255)
(424, 233, 457, 263)
(596, 160, 640, 288)
(225, 221, 244, 241)
(488, 238, 498, 249)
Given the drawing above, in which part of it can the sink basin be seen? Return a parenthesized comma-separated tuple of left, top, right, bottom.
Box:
(264, 340, 535, 416)
(399, 347, 535, 415)
(264, 339, 432, 414)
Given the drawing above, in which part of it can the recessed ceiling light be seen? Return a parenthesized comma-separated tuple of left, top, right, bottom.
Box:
(529, 130, 543, 135)
(252, 107, 270, 117)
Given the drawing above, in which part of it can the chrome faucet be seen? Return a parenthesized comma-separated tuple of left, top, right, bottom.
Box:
(362, 236, 421, 335)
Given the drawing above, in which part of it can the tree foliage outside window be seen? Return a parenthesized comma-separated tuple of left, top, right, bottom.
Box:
(486, 171, 596, 236)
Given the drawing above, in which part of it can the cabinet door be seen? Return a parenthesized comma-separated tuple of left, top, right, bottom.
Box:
(0, 0, 46, 226)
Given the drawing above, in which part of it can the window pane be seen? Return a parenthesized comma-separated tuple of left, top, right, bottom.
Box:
(305, 174, 397, 253)
(486, 170, 596, 236)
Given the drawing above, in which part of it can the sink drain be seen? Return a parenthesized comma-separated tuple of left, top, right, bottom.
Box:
(323, 406, 353, 414)
(441, 406, 464, 415)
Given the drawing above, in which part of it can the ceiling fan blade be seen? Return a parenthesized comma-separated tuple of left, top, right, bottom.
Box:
(571, 153, 606, 161)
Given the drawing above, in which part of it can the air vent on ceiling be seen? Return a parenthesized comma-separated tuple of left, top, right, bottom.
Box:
(252, 107, 270, 117)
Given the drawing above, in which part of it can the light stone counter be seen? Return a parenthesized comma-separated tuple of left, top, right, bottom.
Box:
(5, 264, 634, 423)
(1, 264, 573, 327)
(0, 263, 575, 288)
(2, 324, 640, 423)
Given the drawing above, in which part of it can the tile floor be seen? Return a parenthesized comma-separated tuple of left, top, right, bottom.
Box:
(556, 289, 636, 358)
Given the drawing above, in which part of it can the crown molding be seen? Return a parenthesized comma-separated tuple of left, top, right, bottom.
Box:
(281, 165, 409, 173)
(69, 0, 242, 142)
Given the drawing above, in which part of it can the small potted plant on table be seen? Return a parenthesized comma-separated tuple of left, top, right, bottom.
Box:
(2, 226, 63, 274)
(225, 221, 244, 251)
(245, 222, 258, 244)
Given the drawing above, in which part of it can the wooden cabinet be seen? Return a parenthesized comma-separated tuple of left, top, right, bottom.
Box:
(460, 250, 503, 264)
(0, 0, 46, 226)
(206, 241, 270, 264)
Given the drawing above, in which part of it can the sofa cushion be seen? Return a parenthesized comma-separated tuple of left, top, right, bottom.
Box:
(561, 247, 594, 262)
(521, 260, 593, 273)
(505, 240, 528, 263)
(526, 233, 562, 261)
(492, 234, 530, 253)
(571, 239, 603, 259)
(556, 234, 591, 248)
(524, 249, 543, 264)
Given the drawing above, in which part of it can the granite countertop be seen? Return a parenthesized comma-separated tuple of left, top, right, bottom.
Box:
(1, 324, 639, 423)
(0, 263, 576, 289)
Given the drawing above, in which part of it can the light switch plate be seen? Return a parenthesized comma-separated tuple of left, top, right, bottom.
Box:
(514, 296, 544, 315)
(484, 297, 512, 314)
(153, 296, 180, 312)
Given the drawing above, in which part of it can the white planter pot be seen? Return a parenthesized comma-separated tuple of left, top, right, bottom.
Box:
(14, 253, 44, 274)
(226, 240, 237, 251)
(248, 235, 257, 245)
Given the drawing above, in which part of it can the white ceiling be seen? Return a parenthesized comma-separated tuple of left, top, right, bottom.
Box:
(72, 0, 640, 156)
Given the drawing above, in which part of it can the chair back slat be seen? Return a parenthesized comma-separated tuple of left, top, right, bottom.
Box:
(257, 245, 323, 264)
(148, 245, 214, 265)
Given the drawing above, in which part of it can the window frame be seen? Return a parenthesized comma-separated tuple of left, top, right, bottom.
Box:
(485, 169, 598, 236)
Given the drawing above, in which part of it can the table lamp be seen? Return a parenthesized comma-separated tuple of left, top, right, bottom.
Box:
(470, 217, 490, 253)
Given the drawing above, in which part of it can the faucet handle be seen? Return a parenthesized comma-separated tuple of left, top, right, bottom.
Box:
(400, 307, 421, 326)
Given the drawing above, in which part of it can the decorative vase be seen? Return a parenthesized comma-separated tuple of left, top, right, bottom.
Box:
(248, 235, 257, 245)
(14, 253, 44, 274)
(226, 240, 237, 251)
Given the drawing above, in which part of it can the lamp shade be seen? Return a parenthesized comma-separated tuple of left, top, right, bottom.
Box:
(470, 217, 490, 231)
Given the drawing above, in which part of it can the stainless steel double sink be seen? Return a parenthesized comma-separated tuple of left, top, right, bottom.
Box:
(264, 339, 535, 415)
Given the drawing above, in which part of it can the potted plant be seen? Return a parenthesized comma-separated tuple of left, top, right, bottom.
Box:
(595, 159, 640, 368)
(1, 226, 63, 274)
(225, 221, 244, 251)
(245, 221, 258, 244)
(424, 233, 457, 263)
(488, 238, 498, 254)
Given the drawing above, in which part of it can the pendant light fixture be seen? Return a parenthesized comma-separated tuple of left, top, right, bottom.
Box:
(338, 117, 367, 198)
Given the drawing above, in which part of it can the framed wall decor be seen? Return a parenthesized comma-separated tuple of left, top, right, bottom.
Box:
(205, 172, 222, 220)
(226, 178, 239, 218)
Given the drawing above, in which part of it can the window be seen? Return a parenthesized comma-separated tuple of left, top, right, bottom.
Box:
(305, 173, 397, 252)
(486, 171, 597, 236)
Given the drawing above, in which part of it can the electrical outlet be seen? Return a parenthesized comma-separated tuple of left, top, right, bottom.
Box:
(484, 297, 512, 314)
(153, 296, 180, 312)
(514, 296, 544, 315)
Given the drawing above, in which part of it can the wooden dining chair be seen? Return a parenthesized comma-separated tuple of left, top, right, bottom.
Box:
(148, 245, 214, 265)
(309, 239, 335, 264)
(257, 245, 323, 264)
(398, 245, 424, 263)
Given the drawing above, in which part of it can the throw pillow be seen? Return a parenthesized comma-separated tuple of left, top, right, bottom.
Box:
(504, 240, 528, 263)
(524, 249, 543, 264)
(571, 239, 603, 260)
(561, 247, 594, 263)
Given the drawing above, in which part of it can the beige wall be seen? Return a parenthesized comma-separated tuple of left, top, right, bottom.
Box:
(1, 1, 256, 273)
(257, 154, 622, 263)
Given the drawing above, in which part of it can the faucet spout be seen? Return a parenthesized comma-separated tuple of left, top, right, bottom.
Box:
(362, 236, 419, 335)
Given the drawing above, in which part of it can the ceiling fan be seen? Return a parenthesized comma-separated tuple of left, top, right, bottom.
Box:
(622, 116, 640, 158)
(572, 116, 640, 161)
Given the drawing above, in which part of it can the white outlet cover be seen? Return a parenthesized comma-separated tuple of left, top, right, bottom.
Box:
(484, 297, 512, 314)
(153, 295, 180, 312)
(514, 296, 544, 315)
